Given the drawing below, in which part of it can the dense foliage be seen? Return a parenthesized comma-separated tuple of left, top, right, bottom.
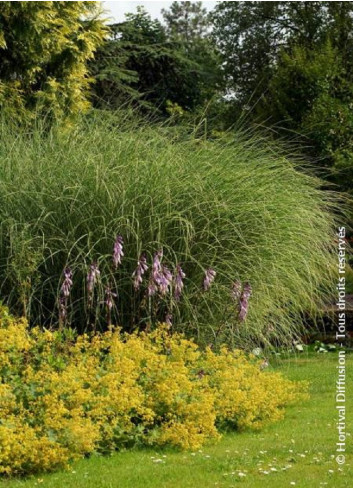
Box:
(90, 5, 220, 113)
(0, 115, 339, 346)
(259, 42, 353, 190)
(212, 2, 353, 109)
(0, 1, 106, 122)
(211, 1, 353, 191)
(0, 306, 305, 476)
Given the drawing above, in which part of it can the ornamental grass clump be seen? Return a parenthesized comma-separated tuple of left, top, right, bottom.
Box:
(0, 306, 306, 476)
(0, 112, 341, 345)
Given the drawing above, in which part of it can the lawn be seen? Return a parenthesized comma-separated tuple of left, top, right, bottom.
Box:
(1, 353, 351, 488)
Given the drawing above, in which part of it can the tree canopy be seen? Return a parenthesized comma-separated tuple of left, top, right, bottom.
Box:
(211, 1, 353, 106)
(162, 1, 210, 42)
(211, 1, 353, 189)
(90, 5, 220, 114)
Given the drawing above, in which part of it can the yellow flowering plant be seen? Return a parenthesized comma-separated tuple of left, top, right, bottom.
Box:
(0, 306, 307, 476)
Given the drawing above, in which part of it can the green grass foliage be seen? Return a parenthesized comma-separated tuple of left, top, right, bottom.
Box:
(0, 113, 340, 345)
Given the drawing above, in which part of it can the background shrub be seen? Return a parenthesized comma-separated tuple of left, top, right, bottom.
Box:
(0, 306, 305, 476)
(259, 42, 353, 194)
(0, 113, 340, 346)
(0, 2, 106, 123)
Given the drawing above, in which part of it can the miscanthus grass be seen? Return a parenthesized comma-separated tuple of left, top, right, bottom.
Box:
(0, 112, 342, 347)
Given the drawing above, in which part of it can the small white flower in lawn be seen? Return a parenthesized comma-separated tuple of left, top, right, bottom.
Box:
(252, 347, 262, 356)
(290, 482, 296, 485)
(328, 470, 334, 474)
(238, 472, 246, 477)
(153, 458, 164, 463)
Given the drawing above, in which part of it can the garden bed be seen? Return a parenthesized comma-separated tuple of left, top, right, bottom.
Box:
(2, 353, 351, 488)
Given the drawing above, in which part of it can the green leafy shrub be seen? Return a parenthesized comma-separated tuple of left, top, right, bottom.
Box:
(0, 306, 305, 476)
(0, 113, 340, 346)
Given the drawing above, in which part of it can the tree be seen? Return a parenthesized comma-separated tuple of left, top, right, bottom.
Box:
(88, 23, 141, 110)
(162, 1, 221, 107)
(211, 2, 353, 108)
(0, 1, 107, 122)
(261, 42, 353, 190)
(211, 1, 353, 192)
(91, 6, 219, 114)
(162, 1, 210, 42)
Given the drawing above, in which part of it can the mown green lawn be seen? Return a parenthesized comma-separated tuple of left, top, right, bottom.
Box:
(2, 353, 352, 488)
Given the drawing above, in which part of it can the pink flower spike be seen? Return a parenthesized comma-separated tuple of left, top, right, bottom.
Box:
(203, 268, 216, 291)
(113, 235, 124, 268)
(132, 253, 148, 290)
(174, 264, 186, 301)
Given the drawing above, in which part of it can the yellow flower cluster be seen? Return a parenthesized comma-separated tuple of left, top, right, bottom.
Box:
(0, 306, 307, 476)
